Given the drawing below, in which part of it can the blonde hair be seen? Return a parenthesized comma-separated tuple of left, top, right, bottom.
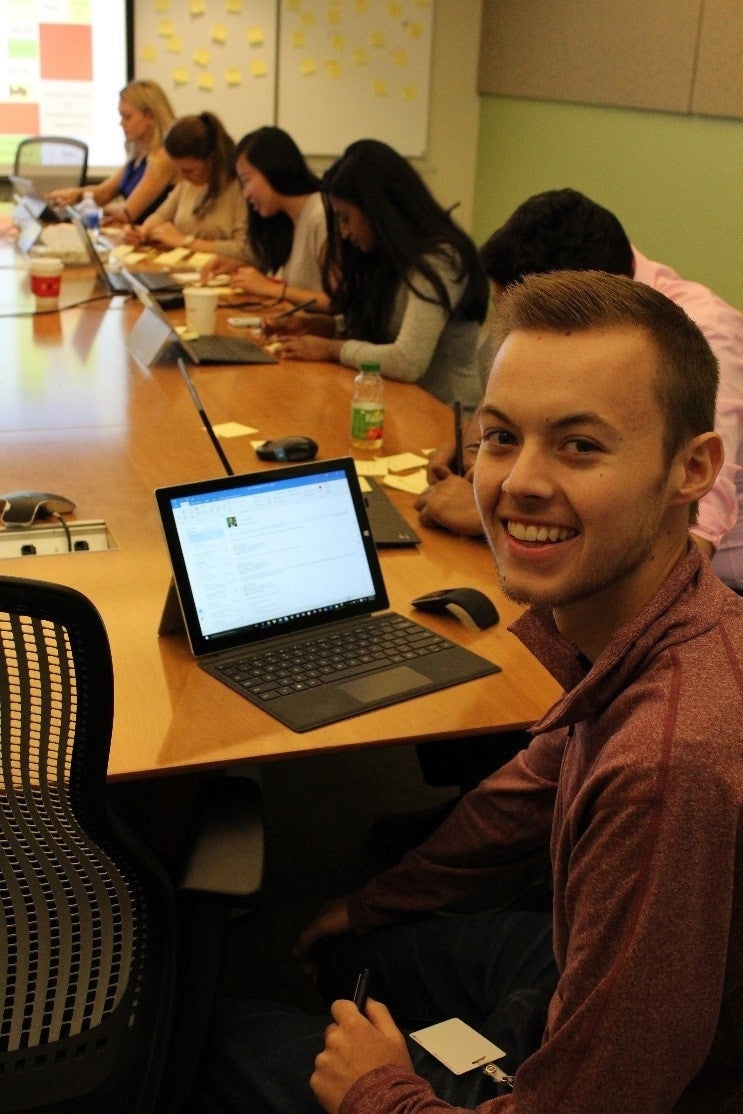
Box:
(119, 79, 175, 157)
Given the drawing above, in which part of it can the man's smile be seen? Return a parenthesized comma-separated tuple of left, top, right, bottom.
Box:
(505, 520, 578, 544)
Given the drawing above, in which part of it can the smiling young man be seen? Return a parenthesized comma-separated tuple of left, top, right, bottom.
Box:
(190, 272, 742, 1114)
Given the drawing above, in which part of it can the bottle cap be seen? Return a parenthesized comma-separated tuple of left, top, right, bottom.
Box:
(359, 360, 381, 372)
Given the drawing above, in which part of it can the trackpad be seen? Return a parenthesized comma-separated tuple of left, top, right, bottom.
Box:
(340, 666, 428, 704)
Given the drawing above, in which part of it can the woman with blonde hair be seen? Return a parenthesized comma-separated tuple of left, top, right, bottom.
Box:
(47, 79, 176, 224)
(128, 112, 249, 260)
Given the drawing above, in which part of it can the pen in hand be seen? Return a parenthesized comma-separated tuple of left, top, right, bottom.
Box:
(353, 968, 371, 1013)
(453, 399, 464, 476)
(274, 297, 317, 319)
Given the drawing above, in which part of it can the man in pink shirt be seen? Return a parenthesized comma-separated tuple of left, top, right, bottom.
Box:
(418, 190, 743, 590)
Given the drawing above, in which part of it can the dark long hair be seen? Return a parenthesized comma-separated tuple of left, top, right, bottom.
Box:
(235, 126, 321, 273)
(321, 139, 489, 342)
(164, 112, 236, 217)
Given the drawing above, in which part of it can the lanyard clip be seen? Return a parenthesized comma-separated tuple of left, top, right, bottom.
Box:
(482, 1061, 515, 1089)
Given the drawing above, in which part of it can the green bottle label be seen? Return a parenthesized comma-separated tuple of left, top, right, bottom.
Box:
(351, 403, 384, 442)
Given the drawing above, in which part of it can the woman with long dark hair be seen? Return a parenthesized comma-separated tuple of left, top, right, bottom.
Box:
(270, 138, 489, 406)
(128, 112, 249, 260)
(201, 125, 329, 309)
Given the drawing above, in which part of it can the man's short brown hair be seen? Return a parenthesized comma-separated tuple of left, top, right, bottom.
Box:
(494, 270, 719, 469)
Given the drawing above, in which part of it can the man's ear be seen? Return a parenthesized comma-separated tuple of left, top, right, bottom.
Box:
(670, 431, 724, 509)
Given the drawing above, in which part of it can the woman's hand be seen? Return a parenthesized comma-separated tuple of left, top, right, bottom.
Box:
(270, 333, 343, 362)
(230, 267, 287, 300)
(122, 224, 147, 245)
(147, 221, 190, 249)
(199, 255, 240, 283)
(45, 186, 82, 206)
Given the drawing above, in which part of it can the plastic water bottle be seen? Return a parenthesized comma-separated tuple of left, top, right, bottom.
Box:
(350, 360, 384, 450)
(77, 190, 102, 233)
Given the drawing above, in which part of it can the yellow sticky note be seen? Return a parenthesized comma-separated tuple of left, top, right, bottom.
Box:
(226, 0, 242, 12)
(211, 25, 228, 44)
(384, 452, 429, 473)
(354, 459, 387, 476)
(246, 26, 264, 46)
(155, 247, 191, 266)
(166, 35, 183, 54)
(383, 471, 428, 495)
(300, 58, 317, 77)
(193, 47, 210, 66)
(215, 422, 258, 438)
(292, 30, 306, 48)
(250, 58, 268, 77)
(325, 59, 342, 79)
(186, 251, 216, 269)
(189, 0, 206, 15)
(140, 44, 157, 63)
(158, 19, 175, 36)
(372, 79, 389, 96)
(198, 71, 214, 90)
(225, 67, 241, 86)
(173, 67, 190, 85)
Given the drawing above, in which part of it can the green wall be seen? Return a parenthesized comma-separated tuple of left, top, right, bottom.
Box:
(473, 96, 743, 310)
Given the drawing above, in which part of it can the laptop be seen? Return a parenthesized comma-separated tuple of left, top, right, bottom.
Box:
(10, 175, 67, 221)
(67, 206, 185, 306)
(362, 478, 421, 547)
(155, 457, 499, 732)
(15, 215, 44, 255)
(173, 355, 418, 546)
(126, 287, 277, 367)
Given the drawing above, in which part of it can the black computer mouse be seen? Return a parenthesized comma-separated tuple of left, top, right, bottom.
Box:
(412, 587, 499, 630)
(255, 436, 318, 463)
(0, 491, 76, 527)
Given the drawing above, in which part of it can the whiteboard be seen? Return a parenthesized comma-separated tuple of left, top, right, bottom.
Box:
(133, 0, 278, 145)
(276, 0, 433, 156)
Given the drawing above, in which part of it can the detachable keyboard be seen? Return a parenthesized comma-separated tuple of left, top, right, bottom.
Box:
(216, 614, 452, 703)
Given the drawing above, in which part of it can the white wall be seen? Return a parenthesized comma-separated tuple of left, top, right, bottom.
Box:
(308, 0, 483, 233)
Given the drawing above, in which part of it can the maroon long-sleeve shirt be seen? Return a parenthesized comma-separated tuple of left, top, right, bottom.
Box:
(343, 548, 743, 1112)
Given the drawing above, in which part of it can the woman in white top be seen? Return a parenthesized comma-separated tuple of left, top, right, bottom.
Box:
(270, 139, 490, 408)
(47, 79, 176, 225)
(201, 126, 329, 309)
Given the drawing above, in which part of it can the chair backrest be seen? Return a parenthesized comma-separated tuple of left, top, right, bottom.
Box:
(14, 136, 88, 193)
(0, 575, 176, 1113)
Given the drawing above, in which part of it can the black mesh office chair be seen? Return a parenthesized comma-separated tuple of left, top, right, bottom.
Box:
(14, 136, 88, 193)
(0, 575, 263, 1112)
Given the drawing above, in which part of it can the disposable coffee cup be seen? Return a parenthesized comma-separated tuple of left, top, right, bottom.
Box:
(184, 286, 219, 335)
(30, 256, 64, 310)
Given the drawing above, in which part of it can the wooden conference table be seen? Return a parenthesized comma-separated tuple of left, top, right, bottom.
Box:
(0, 246, 561, 780)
